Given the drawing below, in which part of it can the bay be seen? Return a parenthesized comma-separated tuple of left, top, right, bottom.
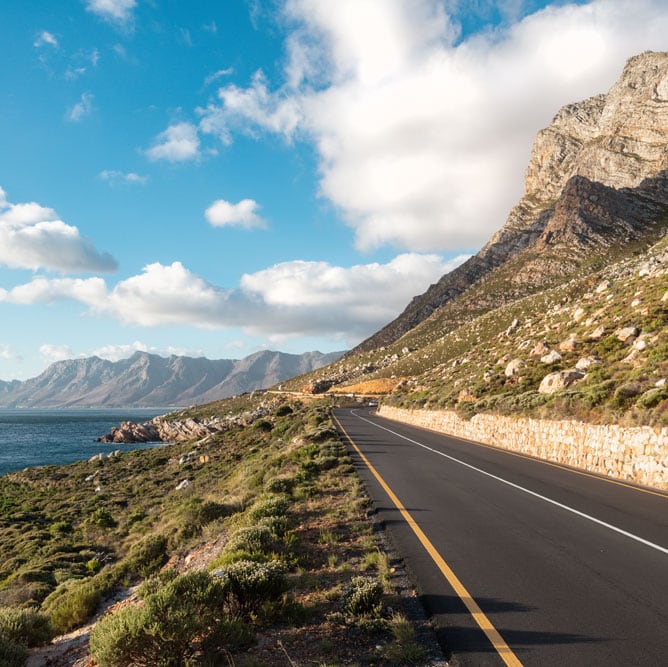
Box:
(0, 408, 171, 476)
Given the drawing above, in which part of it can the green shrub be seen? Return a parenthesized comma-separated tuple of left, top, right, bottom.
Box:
(0, 637, 27, 667)
(257, 515, 288, 539)
(265, 475, 296, 495)
(0, 606, 53, 646)
(246, 495, 290, 521)
(88, 508, 117, 529)
(253, 419, 273, 432)
(216, 560, 287, 619)
(125, 534, 168, 579)
(637, 386, 668, 409)
(47, 582, 101, 634)
(274, 404, 293, 417)
(90, 570, 252, 667)
(224, 526, 274, 556)
(613, 382, 645, 407)
(88, 604, 147, 667)
(343, 576, 383, 617)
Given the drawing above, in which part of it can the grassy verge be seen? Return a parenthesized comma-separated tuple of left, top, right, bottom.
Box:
(0, 397, 441, 666)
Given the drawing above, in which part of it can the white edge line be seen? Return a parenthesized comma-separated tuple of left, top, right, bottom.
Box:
(349, 409, 668, 556)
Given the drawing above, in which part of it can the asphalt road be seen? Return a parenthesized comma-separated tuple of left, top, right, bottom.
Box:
(333, 408, 668, 666)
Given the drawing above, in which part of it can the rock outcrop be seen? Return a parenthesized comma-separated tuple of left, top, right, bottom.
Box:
(98, 403, 276, 444)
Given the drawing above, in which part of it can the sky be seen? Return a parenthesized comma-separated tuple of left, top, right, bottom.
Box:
(0, 0, 666, 380)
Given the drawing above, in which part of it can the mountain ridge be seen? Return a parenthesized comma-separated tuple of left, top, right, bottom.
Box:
(351, 50, 668, 355)
(0, 349, 343, 408)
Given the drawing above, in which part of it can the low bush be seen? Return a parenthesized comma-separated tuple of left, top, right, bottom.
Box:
(265, 475, 296, 495)
(0, 637, 27, 667)
(224, 526, 274, 556)
(342, 576, 383, 617)
(125, 534, 169, 579)
(217, 560, 287, 619)
(246, 495, 290, 521)
(0, 606, 53, 647)
(90, 570, 253, 667)
(46, 582, 101, 634)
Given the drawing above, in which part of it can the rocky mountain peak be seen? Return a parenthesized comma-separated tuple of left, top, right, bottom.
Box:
(352, 51, 668, 355)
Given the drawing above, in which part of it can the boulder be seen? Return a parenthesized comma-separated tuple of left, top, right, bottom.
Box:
(539, 370, 585, 394)
(586, 326, 606, 341)
(540, 350, 562, 364)
(505, 359, 525, 377)
(559, 336, 578, 352)
(530, 342, 551, 357)
(572, 307, 586, 322)
(576, 356, 600, 371)
(595, 280, 610, 293)
(615, 326, 640, 343)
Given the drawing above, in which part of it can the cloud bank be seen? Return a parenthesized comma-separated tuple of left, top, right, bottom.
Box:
(0, 187, 117, 273)
(197, 0, 668, 252)
(0, 254, 468, 344)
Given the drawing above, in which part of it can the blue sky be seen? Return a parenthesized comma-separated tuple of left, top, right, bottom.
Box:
(1, 0, 666, 380)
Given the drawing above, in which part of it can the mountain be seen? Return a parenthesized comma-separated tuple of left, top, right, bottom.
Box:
(0, 350, 343, 408)
(353, 51, 668, 354)
(278, 52, 668, 425)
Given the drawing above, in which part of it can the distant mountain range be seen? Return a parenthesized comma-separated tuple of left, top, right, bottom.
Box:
(0, 350, 344, 408)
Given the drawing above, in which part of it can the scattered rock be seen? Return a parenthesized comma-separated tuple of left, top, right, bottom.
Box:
(175, 480, 191, 491)
(559, 335, 578, 352)
(531, 342, 551, 357)
(576, 356, 600, 371)
(586, 326, 606, 341)
(505, 359, 525, 377)
(595, 280, 611, 293)
(540, 350, 562, 364)
(633, 338, 648, 352)
(572, 307, 586, 322)
(505, 318, 520, 335)
(615, 326, 640, 343)
(538, 370, 585, 394)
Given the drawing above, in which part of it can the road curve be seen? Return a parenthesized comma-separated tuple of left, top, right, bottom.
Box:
(333, 407, 668, 667)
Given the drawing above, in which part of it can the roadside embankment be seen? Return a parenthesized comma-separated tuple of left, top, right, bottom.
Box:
(378, 406, 668, 490)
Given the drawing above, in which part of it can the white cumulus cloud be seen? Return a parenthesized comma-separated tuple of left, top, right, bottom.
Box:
(199, 0, 668, 252)
(0, 344, 20, 361)
(0, 254, 468, 345)
(0, 189, 117, 273)
(146, 122, 201, 162)
(85, 0, 136, 25)
(205, 198, 266, 229)
(39, 344, 78, 364)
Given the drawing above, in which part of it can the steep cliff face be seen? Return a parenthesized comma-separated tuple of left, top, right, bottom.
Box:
(353, 51, 668, 354)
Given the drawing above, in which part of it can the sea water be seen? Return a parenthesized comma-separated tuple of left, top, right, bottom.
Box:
(0, 408, 171, 476)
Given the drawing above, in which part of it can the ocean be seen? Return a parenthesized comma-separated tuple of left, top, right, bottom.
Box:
(0, 408, 171, 476)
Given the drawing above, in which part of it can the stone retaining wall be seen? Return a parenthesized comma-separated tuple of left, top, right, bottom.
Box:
(378, 406, 668, 490)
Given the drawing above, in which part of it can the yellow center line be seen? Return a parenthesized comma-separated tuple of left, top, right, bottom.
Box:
(333, 413, 523, 667)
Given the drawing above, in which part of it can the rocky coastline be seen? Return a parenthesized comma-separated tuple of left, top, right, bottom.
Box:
(98, 405, 274, 443)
